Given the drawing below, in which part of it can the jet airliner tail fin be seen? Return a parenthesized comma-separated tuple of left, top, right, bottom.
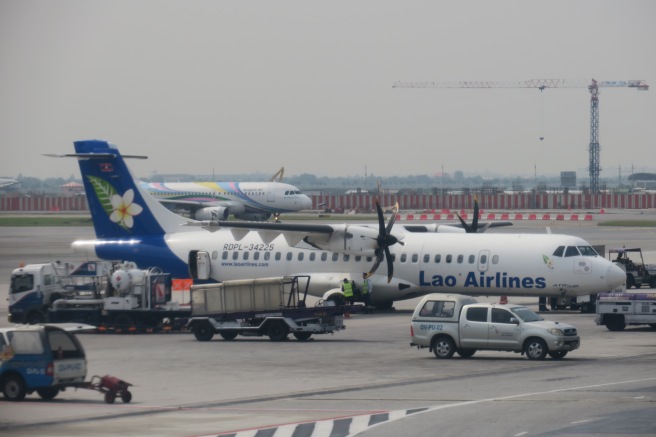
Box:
(72, 140, 190, 239)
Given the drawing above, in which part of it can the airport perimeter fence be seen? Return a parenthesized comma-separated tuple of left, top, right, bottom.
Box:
(2, 193, 656, 213)
(314, 193, 656, 211)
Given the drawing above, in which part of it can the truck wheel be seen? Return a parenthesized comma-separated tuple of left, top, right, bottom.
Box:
(432, 336, 456, 359)
(525, 338, 548, 360)
(219, 331, 238, 341)
(605, 315, 626, 331)
(293, 332, 312, 341)
(627, 275, 636, 289)
(548, 351, 568, 359)
(2, 374, 27, 401)
(268, 321, 289, 341)
(193, 321, 215, 341)
(36, 387, 60, 400)
(457, 349, 476, 359)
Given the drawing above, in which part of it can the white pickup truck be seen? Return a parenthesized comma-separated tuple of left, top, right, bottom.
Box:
(410, 294, 580, 360)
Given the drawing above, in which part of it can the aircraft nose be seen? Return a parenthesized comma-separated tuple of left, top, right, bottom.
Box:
(606, 262, 626, 290)
(302, 195, 312, 209)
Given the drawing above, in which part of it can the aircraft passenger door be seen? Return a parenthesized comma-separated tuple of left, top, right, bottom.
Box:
(190, 251, 211, 280)
(478, 250, 490, 273)
(267, 188, 276, 203)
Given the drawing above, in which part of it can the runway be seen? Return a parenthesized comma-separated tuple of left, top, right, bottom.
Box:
(1, 213, 655, 436)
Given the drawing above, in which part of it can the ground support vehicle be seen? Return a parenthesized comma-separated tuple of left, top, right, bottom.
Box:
(595, 292, 656, 331)
(76, 374, 133, 404)
(0, 323, 133, 403)
(8, 261, 115, 324)
(410, 293, 580, 360)
(47, 262, 191, 332)
(187, 275, 361, 342)
(610, 247, 656, 289)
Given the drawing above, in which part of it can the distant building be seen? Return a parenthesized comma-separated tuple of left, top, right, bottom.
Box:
(560, 171, 577, 189)
(628, 173, 656, 190)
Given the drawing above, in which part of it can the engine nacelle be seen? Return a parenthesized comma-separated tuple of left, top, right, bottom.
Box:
(322, 288, 345, 305)
(401, 224, 465, 234)
(234, 212, 273, 221)
(194, 206, 229, 221)
(305, 225, 394, 256)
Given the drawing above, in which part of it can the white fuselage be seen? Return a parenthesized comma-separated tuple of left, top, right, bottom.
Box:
(75, 228, 625, 306)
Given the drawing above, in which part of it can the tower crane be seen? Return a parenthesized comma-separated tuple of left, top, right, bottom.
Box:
(393, 79, 649, 193)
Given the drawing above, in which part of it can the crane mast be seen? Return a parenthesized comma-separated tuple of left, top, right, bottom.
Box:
(393, 79, 648, 193)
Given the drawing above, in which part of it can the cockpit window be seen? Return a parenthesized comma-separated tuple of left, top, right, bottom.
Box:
(552, 246, 565, 257)
(578, 246, 598, 256)
(564, 246, 580, 257)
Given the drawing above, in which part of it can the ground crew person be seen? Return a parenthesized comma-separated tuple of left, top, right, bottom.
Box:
(362, 273, 372, 308)
(341, 277, 354, 304)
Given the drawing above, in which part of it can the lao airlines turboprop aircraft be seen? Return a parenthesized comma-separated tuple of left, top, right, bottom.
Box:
(139, 179, 311, 222)
(58, 140, 625, 309)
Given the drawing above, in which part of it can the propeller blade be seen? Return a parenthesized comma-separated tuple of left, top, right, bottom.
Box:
(456, 195, 481, 233)
(367, 198, 402, 283)
(472, 195, 479, 232)
(384, 246, 394, 282)
(456, 213, 471, 232)
(366, 253, 383, 278)
(385, 202, 399, 234)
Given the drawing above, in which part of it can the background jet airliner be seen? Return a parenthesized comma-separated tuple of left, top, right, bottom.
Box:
(0, 177, 20, 191)
(61, 140, 625, 309)
(140, 179, 312, 221)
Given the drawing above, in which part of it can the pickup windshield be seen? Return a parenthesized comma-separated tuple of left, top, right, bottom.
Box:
(511, 306, 543, 322)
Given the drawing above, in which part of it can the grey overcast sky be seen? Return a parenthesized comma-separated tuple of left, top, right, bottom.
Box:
(1, 0, 654, 182)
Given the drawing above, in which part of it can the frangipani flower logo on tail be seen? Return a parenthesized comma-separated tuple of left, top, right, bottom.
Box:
(87, 176, 143, 231)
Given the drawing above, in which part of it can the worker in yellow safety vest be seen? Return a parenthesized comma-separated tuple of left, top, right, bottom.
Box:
(341, 278, 354, 304)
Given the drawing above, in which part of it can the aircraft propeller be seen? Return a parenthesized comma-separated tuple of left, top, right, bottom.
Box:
(366, 199, 404, 282)
(456, 195, 490, 233)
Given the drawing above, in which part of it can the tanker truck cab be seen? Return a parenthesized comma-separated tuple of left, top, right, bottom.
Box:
(410, 293, 580, 360)
(0, 324, 89, 401)
(8, 263, 63, 323)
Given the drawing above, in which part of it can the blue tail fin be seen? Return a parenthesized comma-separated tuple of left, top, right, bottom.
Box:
(75, 140, 189, 239)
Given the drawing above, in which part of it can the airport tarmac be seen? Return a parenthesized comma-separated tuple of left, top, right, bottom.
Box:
(1, 213, 655, 436)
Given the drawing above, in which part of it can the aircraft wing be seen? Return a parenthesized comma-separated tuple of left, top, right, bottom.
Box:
(205, 221, 383, 252)
(402, 221, 513, 233)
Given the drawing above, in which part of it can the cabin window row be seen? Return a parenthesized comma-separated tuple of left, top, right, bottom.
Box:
(214, 251, 499, 265)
